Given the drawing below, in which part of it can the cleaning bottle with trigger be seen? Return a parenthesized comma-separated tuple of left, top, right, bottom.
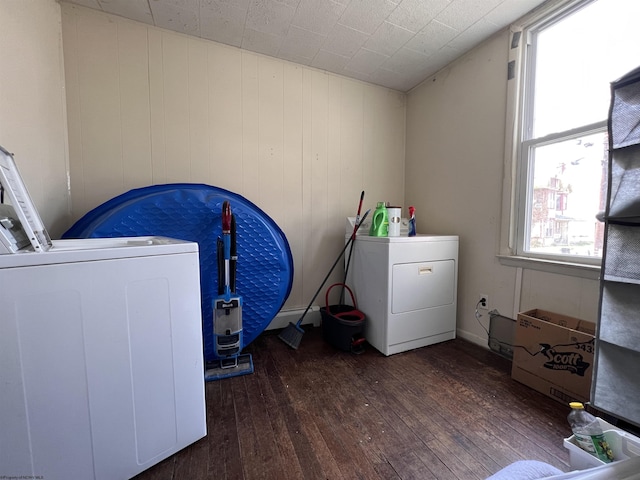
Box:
(408, 206, 416, 237)
(369, 202, 388, 236)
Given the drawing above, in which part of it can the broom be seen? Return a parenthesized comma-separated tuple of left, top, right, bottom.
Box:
(340, 190, 364, 304)
(278, 208, 370, 350)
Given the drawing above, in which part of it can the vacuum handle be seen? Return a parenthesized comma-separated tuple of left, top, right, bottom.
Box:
(217, 237, 224, 296)
(222, 201, 231, 233)
(221, 201, 232, 300)
(230, 214, 237, 293)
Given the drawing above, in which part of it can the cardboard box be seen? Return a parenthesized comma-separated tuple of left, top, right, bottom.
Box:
(511, 309, 595, 404)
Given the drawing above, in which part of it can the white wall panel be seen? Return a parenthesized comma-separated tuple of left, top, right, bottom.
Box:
(257, 56, 285, 225)
(208, 46, 242, 192)
(308, 70, 330, 302)
(339, 80, 365, 210)
(300, 67, 314, 308)
(61, 4, 406, 310)
(118, 21, 153, 191)
(0, 0, 69, 237)
(241, 52, 260, 198)
(519, 269, 599, 323)
(281, 63, 304, 312)
(62, 5, 84, 225)
(148, 28, 167, 184)
(327, 75, 344, 292)
(161, 34, 191, 183)
(188, 40, 210, 182)
(76, 10, 124, 208)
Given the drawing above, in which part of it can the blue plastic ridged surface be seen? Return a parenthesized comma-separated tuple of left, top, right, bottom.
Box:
(63, 184, 293, 361)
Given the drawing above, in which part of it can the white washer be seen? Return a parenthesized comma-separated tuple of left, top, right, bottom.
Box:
(0, 236, 206, 479)
(345, 229, 458, 356)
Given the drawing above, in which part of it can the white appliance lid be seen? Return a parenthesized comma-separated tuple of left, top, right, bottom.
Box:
(348, 234, 459, 243)
(0, 236, 199, 268)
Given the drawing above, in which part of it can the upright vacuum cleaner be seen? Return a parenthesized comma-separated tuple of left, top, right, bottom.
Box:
(204, 201, 254, 381)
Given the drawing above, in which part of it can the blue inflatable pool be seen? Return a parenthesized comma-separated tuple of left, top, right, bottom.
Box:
(63, 184, 293, 361)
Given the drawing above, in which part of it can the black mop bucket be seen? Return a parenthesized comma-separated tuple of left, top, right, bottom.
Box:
(321, 283, 366, 354)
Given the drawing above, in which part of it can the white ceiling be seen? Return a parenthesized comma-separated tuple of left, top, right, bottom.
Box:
(62, 0, 548, 92)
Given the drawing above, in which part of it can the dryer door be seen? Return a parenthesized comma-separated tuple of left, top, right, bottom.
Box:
(391, 259, 455, 314)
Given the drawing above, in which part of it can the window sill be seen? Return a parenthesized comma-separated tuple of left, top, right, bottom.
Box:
(497, 254, 601, 280)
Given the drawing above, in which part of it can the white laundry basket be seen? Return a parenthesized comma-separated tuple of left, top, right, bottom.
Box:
(564, 418, 640, 470)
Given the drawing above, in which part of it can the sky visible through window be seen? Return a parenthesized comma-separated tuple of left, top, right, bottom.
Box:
(526, 0, 640, 258)
(534, 0, 640, 138)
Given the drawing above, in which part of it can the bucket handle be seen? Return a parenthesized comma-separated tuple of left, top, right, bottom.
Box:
(325, 283, 358, 309)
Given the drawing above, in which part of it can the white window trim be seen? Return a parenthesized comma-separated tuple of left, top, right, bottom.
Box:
(499, 0, 603, 279)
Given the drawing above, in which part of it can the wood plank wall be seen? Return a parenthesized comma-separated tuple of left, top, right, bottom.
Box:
(0, 1, 70, 238)
(60, 4, 406, 311)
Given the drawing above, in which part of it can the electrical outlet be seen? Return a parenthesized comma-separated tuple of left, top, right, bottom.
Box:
(478, 294, 489, 310)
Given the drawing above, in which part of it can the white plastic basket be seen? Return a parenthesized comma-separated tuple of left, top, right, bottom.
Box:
(564, 418, 640, 470)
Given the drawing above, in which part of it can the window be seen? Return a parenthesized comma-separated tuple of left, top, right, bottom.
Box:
(511, 0, 640, 265)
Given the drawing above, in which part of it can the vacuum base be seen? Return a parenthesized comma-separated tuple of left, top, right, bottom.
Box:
(204, 353, 254, 381)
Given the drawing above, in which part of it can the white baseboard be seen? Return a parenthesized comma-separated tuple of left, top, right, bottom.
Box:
(456, 328, 489, 350)
(266, 306, 321, 331)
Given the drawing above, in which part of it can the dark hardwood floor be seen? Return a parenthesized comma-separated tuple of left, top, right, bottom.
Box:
(134, 328, 572, 479)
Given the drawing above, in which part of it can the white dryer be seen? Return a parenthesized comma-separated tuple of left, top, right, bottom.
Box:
(346, 230, 459, 356)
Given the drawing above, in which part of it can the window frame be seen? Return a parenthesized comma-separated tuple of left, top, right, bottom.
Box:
(501, 0, 607, 276)
(516, 121, 607, 266)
